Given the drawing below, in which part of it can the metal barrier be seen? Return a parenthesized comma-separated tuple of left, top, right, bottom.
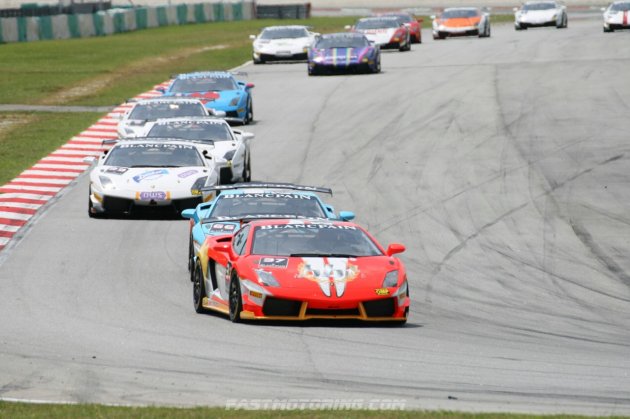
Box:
(256, 3, 311, 19)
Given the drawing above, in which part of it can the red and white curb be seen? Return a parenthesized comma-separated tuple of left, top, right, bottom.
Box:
(0, 82, 169, 252)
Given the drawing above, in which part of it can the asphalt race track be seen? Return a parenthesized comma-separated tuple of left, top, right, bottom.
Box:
(1, 19, 630, 414)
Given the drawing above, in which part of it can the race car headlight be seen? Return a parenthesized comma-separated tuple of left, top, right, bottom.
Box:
(99, 175, 115, 190)
(190, 176, 208, 196)
(255, 269, 280, 287)
(393, 279, 408, 306)
(551, 13, 557, 19)
(229, 97, 240, 107)
(382, 270, 399, 288)
(223, 150, 236, 162)
(313, 55, 324, 63)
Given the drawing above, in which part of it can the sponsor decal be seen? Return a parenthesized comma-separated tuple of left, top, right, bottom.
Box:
(120, 143, 194, 149)
(178, 169, 199, 178)
(210, 223, 237, 232)
(137, 191, 168, 201)
(260, 224, 356, 230)
(375, 288, 390, 296)
(104, 167, 128, 175)
(259, 257, 289, 268)
(190, 91, 220, 102)
(249, 291, 263, 299)
(133, 169, 169, 183)
(222, 193, 312, 200)
(297, 258, 359, 297)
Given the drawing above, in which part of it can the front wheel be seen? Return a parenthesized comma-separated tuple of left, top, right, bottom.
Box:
(244, 97, 253, 124)
(229, 274, 243, 323)
(242, 153, 251, 182)
(193, 262, 206, 313)
(603, 26, 613, 32)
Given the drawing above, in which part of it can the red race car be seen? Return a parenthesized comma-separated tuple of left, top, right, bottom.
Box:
(381, 12, 423, 43)
(192, 219, 410, 323)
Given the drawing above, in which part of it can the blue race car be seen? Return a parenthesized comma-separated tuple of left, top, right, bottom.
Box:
(160, 71, 254, 125)
(181, 182, 356, 279)
(308, 33, 381, 76)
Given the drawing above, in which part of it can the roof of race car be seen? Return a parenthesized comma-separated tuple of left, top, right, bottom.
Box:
(443, 7, 481, 11)
(152, 117, 229, 126)
(263, 25, 309, 30)
(174, 71, 235, 80)
(133, 97, 205, 105)
(358, 16, 400, 22)
(320, 32, 367, 39)
(202, 182, 332, 195)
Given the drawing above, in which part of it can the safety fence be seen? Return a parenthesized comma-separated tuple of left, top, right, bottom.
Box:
(0, 1, 255, 43)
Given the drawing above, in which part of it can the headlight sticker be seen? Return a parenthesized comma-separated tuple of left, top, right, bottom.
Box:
(259, 257, 289, 268)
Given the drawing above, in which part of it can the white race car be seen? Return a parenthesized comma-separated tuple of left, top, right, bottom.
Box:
(250, 25, 318, 64)
(143, 117, 254, 184)
(88, 140, 218, 217)
(116, 98, 210, 139)
(602, 1, 630, 32)
(348, 17, 411, 51)
(514, 1, 568, 30)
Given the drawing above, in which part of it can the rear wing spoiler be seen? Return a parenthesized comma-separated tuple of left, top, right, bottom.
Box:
(200, 182, 332, 195)
(201, 215, 328, 225)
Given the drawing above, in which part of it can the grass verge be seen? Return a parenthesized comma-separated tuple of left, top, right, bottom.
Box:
(0, 112, 102, 185)
(0, 401, 614, 418)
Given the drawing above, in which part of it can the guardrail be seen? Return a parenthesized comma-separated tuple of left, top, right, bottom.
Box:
(256, 3, 311, 19)
(0, 0, 254, 43)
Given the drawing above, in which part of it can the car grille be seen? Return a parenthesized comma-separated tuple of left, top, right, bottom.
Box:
(263, 297, 302, 317)
(103, 196, 133, 213)
(225, 111, 240, 118)
(363, 298, 395, 317)
(306, 308, 360, 316)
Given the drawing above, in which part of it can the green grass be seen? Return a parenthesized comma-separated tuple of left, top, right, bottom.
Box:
(0, 17, 357, 107)
(0, 112, 101, 185)
(0, 401, 619, 418)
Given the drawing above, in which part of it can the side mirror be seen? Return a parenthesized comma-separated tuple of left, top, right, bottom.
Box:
(202, 150, 214, 159)
(600, 7, 606, 11)
(212, 242, 235, 259)
(83, 156, 97, 164)
(155, 87, 166, 93)
(111, 113, 124, 121)
(339, 211, 355, 221)
(513, 7, 519, 12)
(417, 18, 424, 23)
(245, 83, 255, 89)
(249, 34, 256, 40)
(430, 15, 436, 20)
(240, 131, 255, 141)
(386, 243, 405, 256)
(344, 25, 351, 30)
(181, 208, 195, 219)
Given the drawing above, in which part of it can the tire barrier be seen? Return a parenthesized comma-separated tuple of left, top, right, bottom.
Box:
(0, 1, 255, 44)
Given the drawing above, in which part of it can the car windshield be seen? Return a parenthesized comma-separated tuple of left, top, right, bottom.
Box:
(147, 121, 233, 142)
(441, 9, 480, 18)
(315, 35, 369, 49)
(128, 102, 206, 120)
(251, 224, 383, 257)
(170, 76, 237, 93)
(522, 2, 556, 10)
(610, 2, 630, 11)
(210, 193, 327, 219)
(260, 27, 309, 39)
(104, 143, 204, 168)
(385, 14, 414, 23)
(355, 19, 399, 29)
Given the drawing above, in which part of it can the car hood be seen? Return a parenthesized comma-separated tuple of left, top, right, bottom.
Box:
(167, 90, 241, 107)
(246, 256, 401, 298)
(437, 17, 481, 27)
(256, 37, 310, 48)
(94, 166, 209, 190)
(311, 47, 374, 65)
(520, 9, 558, 19)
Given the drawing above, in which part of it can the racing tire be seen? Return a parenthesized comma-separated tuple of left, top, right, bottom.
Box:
(193, 262, 206, 313)
(371, 57, 381, 74)
(187, 235, 194, 277)
(242, 154, 252, 182)
(603, 26, 613, 32)
(244, 97, 253, 125)
(228, 274, 243, 323)
(219, 167, 233, 185)
(308, 65, 319, 76)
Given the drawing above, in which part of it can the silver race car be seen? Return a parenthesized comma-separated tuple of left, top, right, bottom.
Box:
(514, 1, 568, 30)
(143, 117, 253, 184)
(250, 25, 318, 64)
(116, 98, 211, 139)
(602, 1, 630, 32)
(88, 140, 218, 217)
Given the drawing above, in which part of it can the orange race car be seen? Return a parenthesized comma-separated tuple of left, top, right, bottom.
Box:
(431, 7, 491, 40)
